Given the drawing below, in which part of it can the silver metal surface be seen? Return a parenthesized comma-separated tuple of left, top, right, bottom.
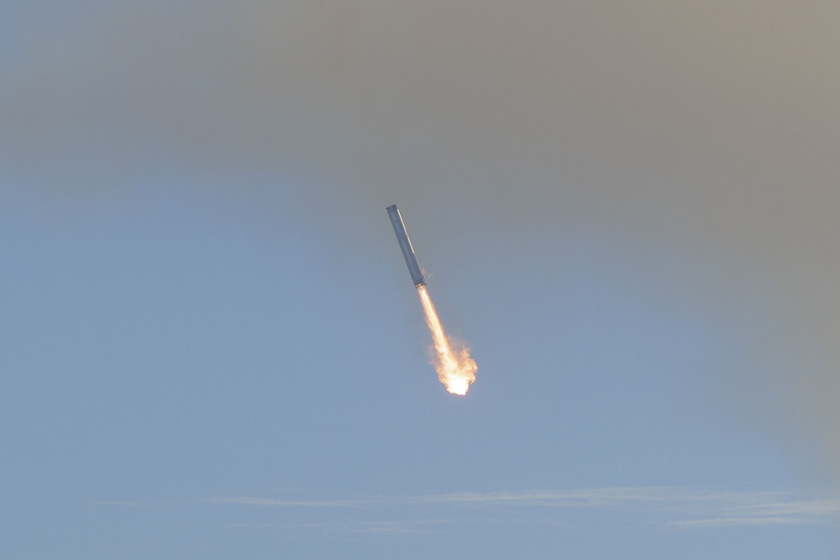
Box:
(387, 204, 426, 287)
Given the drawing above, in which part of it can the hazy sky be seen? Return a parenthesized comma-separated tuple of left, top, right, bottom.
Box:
(3, 2, 840, 558)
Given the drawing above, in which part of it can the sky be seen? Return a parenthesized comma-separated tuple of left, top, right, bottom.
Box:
(2, 1, 840, 558)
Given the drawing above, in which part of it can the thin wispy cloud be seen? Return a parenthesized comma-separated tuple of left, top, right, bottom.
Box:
(227, 518, 453, 535)
(100, 487, 840, 530)
(208, 497, 368, 508)
(668, 517, 814, 529)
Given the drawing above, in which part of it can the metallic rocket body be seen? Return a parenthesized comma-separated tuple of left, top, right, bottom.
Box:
(387, 205, 426, 287)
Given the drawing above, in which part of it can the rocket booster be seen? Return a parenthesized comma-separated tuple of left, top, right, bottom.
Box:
(386, 205, 426, 287)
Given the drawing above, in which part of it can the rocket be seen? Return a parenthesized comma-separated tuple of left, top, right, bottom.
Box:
(386, 205, 426, 287)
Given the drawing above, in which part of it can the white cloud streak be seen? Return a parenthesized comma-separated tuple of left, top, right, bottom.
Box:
(104, 487, 840, 530)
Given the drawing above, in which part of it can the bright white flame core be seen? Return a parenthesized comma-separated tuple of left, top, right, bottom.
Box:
(416, 285, 477, 395)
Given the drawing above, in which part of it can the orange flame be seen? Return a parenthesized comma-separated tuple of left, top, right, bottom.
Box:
(416, 285, 477, 395)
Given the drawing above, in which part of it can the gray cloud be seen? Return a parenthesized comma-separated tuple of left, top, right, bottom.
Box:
(4, 1, 840, 474)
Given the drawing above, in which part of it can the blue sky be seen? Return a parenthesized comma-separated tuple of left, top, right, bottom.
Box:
(3, 183, 838, 559)
(2, 2, 840, 558)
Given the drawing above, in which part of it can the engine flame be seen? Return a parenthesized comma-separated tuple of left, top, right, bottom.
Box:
(416, 284, 477, 395)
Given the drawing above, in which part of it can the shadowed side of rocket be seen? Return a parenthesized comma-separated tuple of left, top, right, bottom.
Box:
(386, 205, 426, 287)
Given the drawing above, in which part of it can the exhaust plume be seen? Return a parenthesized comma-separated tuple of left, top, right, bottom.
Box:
(416, 285, 477, 396)
(386, 203, 475, 394)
